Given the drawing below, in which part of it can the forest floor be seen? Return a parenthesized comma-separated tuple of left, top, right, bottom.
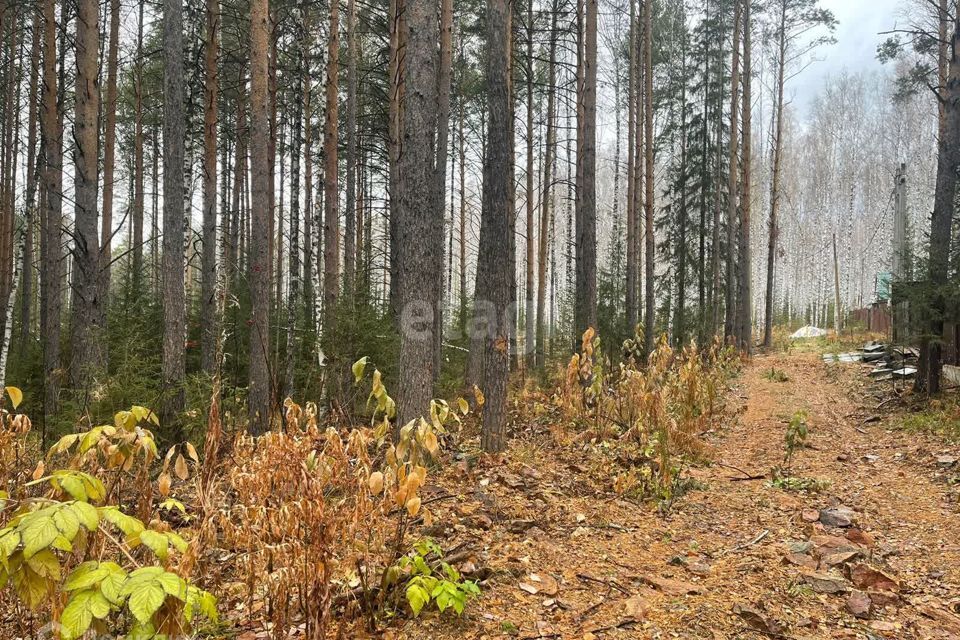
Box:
(395, 350, 960, 640)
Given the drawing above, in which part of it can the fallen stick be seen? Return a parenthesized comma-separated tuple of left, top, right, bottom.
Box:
(714, 461, 766, 481)
(730, 529, 770, 553)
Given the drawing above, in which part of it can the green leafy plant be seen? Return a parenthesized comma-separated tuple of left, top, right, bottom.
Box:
(783, 410, 809, 469)
(0, 401, 217, 640)
(769, 411, 823, 492)
(394, 538, 481, 617)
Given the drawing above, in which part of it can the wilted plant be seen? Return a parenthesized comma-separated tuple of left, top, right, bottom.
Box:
(561, 330, 738, 502)
(218, 358, 471, 637)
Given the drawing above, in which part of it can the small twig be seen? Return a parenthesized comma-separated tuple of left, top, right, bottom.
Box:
(739, 625, 795, 639)
(730, 529, 770, 553)
(714, 461, 765, 481)
(99, 525, 141, 568)
(575, 585, 612, 622)
(875, 396, 901, 410)
(583, 619, 639, 634)
(420, 493, 456, 507)
(576, 572, 630, 595)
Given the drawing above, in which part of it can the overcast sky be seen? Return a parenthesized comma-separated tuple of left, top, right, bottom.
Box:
(793, 0, 904, 115)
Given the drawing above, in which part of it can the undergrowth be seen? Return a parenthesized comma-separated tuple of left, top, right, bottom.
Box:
(557, 328, 739, 506)
(898, 398, 960, 441)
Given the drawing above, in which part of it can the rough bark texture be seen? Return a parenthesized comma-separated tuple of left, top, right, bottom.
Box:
(323, 0, 340, 335)
(735, 0, 753, 353)
(99, 0, 120, 331)
(396, 0, 440, 426)
(475, 0, 514, 452)
(434, 0, 453, 380)
(642, 0, 654, 355)
(723, 0, 742, 341)
(19, 14, 40, 358)
(387, 0, 403, 318)
(575, 0, 598, 341)
(925, 15, 960, 394)
(536, 0, 559, 369)
(248, 0, 272, 433)
(201, 0, 220, 375)
(70, 0, 103, 392)
(40, 0, 61, 426)
(764, 1, 787, 348)
(344, 0, 358, 300)
(162, 0, 186, 430)
(625, 0, 638, 336)
(524, 0, 536, 369)
(132, 0, 145, 297)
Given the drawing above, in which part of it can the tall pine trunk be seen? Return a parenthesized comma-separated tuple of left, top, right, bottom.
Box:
(99, 0, 120, 333)
(625, 0, 638, 336)
(735, 0, 753, 353)
(642, 0, 654, 354)
(723, 0, 742, 341)
(323, 0, 340, 337)
(524, 0, 536, 369)
(40, 0, 62, 427)
(70, 0, 103, 392)
(434, 0, 453, 380)
(475, 0, 514, 452)
(162, 0, 186, 430)
(18, 14, 40, 358)
(396, 0, 440, 425)
(574, 0, 598, 340)
(924, 14, 960, 394)
(201, 0, 220, 375)
(344, 0, 358, 300)
(764, 1, 787, 348)
(132, 0, 145, 298)
(536, 0, 559, 368)
(249, 0, 272, 433)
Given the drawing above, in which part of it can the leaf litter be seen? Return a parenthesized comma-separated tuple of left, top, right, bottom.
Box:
(397, 352, 960, 639)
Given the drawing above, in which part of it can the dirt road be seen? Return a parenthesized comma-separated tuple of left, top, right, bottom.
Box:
(401, 352, 960, 639)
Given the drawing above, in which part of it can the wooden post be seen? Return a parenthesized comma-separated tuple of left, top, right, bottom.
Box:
(892, 163, 907, 279)
(892, 163, 907, 343)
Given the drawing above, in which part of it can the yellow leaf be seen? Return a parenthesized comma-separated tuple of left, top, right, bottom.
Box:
(158, 473, 171, 498)
(405, 496, 422, 517)
(457, 397, 469, 415)
(423, 432, 439, 457)
(368, 472, 384, 495)
(5, 386, 22, 410)
(352, 357, 368, 384)
(184, 442, 199, 464)
(31, 461, 45, 481)
(174, 454, 189, 480)
(473, 385, 485, 408)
